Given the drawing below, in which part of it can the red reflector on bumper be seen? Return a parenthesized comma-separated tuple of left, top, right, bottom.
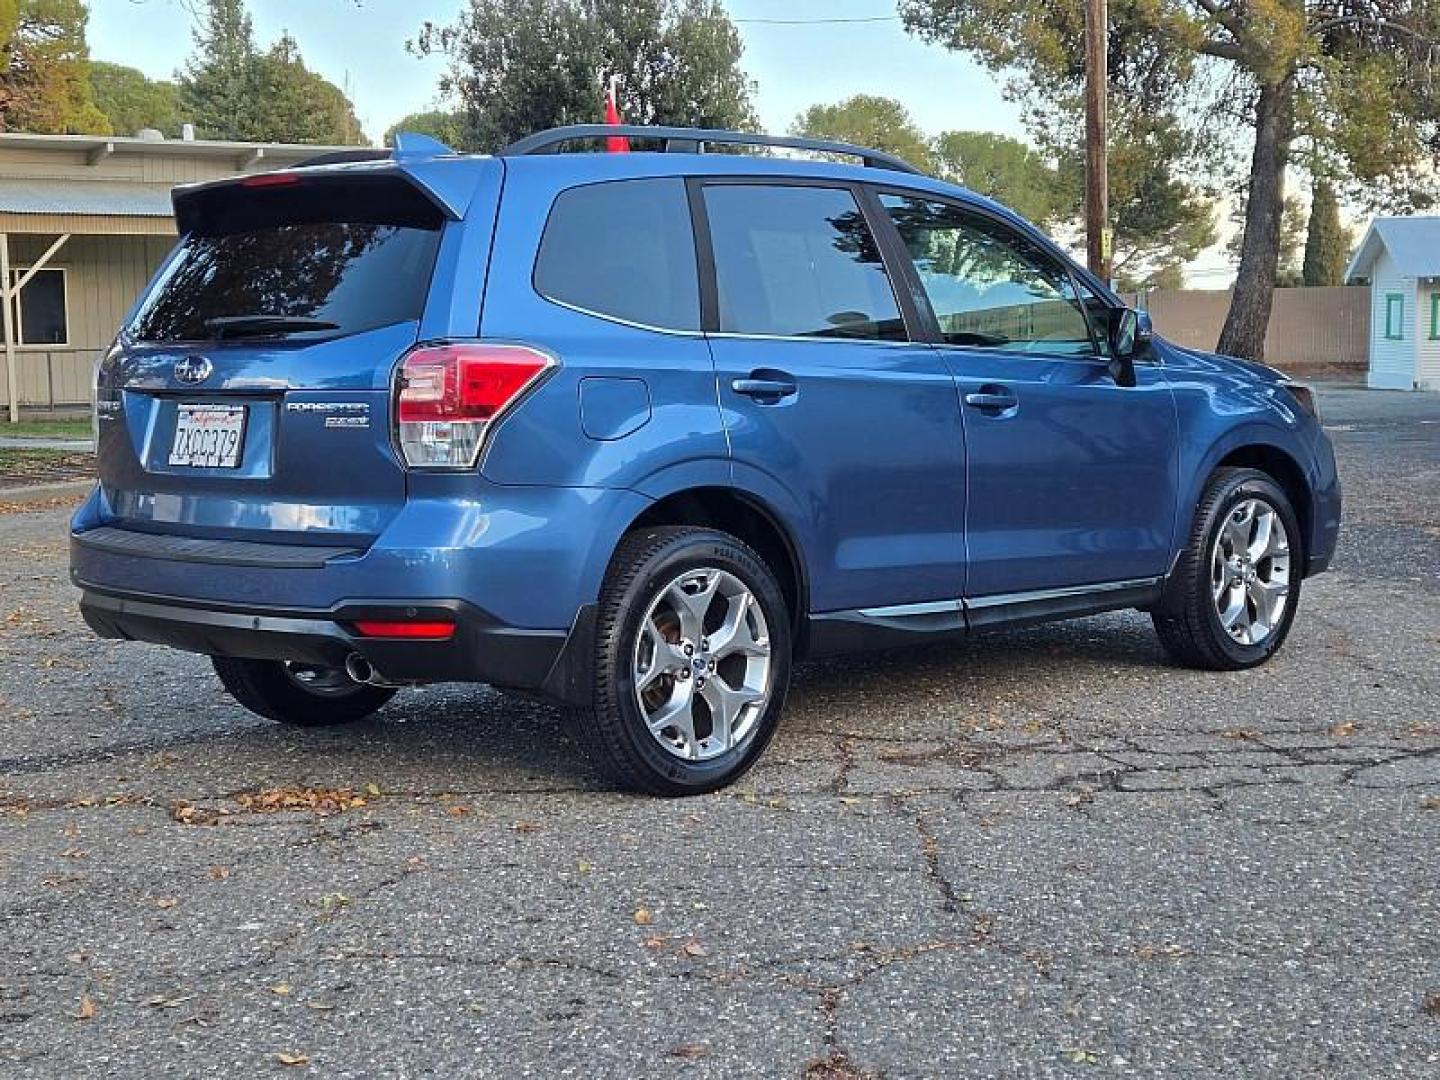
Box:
(352, 620, 456, 640)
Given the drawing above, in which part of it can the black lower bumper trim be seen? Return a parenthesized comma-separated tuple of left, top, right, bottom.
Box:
(77, 584, 569, 695)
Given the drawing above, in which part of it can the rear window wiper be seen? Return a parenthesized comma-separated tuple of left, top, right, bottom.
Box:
(204, 315, 340, 340)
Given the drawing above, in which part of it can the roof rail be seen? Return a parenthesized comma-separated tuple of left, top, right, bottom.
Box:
(501, 124, 924, 175)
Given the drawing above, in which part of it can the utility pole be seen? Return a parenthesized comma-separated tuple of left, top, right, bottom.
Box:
(1084, 0, 1111, 283)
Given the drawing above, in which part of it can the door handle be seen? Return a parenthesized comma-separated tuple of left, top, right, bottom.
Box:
(732, 376, 797, 401)
(963, 386, 1018, 413)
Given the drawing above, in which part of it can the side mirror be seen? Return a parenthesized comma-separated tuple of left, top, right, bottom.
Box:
(1107, 308, 1152, 387)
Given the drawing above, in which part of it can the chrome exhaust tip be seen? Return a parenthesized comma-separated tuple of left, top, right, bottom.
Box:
(344, 652, 376, 685)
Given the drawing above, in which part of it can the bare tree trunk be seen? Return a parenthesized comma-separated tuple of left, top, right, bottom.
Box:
(1217, 77, 1295, 361)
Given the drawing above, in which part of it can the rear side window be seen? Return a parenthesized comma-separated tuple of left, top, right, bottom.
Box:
(130, 179, 443, 343)
(534, 178, 699, 331)
(701, 184, 905, 341)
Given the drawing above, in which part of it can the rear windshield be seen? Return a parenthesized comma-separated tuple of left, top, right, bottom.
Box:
(129, 182, 443, 343)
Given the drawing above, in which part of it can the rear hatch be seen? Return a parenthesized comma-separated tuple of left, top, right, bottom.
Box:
(96, 169, 449, 545)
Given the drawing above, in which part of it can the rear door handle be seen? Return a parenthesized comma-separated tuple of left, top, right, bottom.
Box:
(732, 376, 797, 401)
(963, 386, 1018, 413)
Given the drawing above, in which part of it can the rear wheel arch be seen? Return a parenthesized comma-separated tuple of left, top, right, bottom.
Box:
(623, 487, 808, 646)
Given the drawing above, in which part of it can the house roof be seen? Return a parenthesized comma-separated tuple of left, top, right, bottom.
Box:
(1345, 216, 1440, 282)
(0, 131, 364, 168)
(0, 178, 173, 218)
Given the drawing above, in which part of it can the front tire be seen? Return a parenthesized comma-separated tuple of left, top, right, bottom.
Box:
(577, 526, 792, 796)
(1153, 467, 1302, 670)
(212, 657, 396, 726)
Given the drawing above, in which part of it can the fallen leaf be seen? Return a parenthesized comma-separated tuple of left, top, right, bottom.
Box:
(448, 805, 470, 818)
(235, 788, 366, 816)
(146, 995, 194, 1009)
(73, 993, 96, 1021)
(1424, 991, 1440, 1017)
(678, 938, 707, 958)
(512, 819, 542, 833)
(670, 1043, 708, 1059)
(365, 782, 382, 797)
(1422, 796, 1440, 811)
(276, 1051, 310, 1067)
(207, 865, 231, 881)
(270, 983, 292, 996)
(306, 1002, 338, 1012)
(155, 896, 178, 910)
(576, 859, 593, 874)
(632, 907, 654, 926)
(642, 934, 670, 951)
(60, 847, 88, 859)
(1061, 1046, 1101, 1065)
(1329, 721, 1357, 738)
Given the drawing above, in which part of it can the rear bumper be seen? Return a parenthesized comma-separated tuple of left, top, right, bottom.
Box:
(76, 581, 596, 705)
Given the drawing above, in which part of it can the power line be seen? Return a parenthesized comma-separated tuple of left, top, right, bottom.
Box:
(732, 15, 901, 25)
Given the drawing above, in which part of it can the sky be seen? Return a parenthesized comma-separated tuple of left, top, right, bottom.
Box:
(87, 0, 1023, 146)
(86, 0, 1236, 283)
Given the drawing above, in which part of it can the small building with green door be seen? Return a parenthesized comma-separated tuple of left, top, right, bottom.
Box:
(1345, 216, 1440, 392)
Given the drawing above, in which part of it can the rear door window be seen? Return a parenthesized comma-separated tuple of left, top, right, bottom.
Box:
(534, 178, 700, 331)
(700, 184, 905, 341)
(130, 180, 443, 344)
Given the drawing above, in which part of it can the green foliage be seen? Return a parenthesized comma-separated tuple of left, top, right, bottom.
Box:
(1301, 180, 1350, 286)
(90, 61, 181, 137)
(180, 0, 364, 144)
(0, 0, 109, 133)
(931, 130, 1068, 226)
(412, 0, 757, 153)
(900, 0, 1440, 357)
(1227, 193, 1305, 282)
(385, 109, 467, 149)
(790, 95, 935, 172)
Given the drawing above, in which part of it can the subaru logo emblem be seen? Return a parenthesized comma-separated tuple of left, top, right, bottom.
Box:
(174, 355, 213, 385)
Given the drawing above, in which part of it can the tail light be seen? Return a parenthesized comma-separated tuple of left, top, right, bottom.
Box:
(394, 343, 554, 468)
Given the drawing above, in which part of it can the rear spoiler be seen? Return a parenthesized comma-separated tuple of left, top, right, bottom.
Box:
(171, 134, 487, 231)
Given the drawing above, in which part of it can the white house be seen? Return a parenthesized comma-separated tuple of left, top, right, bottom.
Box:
(1345, 217, 1440, 391)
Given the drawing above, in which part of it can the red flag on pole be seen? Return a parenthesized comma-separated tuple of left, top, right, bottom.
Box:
(605, 76, 630, 153)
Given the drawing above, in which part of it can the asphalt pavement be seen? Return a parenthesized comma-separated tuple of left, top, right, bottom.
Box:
(0, 386, 1436, 1078)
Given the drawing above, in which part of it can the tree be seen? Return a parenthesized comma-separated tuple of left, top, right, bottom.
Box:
(1302, 179, 1350, 286)
(790, 95, 935, 171)
(1228, 193, 1306, 287)
(250, 34, 363, 145)
(180, 0, 364, 144)
(0, 0, 109, 133)
(900, 0, 1440, 362)
(412, 0, 757, 153)
(385, 109, 467, 149)
(931, 130, 1067, 227)
(90, 61, 181, 137)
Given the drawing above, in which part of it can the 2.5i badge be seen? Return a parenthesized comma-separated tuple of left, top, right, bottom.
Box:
(285, 401, 371, 430)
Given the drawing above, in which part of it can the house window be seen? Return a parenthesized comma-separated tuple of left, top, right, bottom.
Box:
(8, 268, 68, 346)
(1430, 292, 1439, 340)
(1384, 293, 1404, 341)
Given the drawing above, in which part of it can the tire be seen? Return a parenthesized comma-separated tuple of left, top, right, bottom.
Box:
(575, 526, 793, 796)
(212, 656, 396, 726)
(1152, 467, 1303, 671)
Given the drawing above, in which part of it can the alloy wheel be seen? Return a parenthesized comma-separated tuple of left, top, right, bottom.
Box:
(1210, 497, 1291, 646)
(632, 567, 773, 761)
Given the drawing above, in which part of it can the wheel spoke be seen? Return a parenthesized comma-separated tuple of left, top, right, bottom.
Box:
(699, 677, 764, 750)
(1247, 510, 1274, 562)
(707, 591, 770, 660)
(667, 573, 719, 642)
(1224, 504, 1254, 553)
(636, 622, 678, 692)
(1218, 583, 1248, 633)
(1249, 577, 1288, 629)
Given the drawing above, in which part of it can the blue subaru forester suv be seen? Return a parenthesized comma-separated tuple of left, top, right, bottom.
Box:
(70, 126, 1341, 795)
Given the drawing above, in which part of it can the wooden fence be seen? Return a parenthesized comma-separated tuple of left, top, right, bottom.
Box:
(1137, 285, 1368, 379)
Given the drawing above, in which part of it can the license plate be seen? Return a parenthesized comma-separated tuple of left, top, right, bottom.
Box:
(168, 403, 247, 469)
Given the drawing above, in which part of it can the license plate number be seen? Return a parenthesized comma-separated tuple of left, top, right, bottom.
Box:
(169, 404, 247, 469)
